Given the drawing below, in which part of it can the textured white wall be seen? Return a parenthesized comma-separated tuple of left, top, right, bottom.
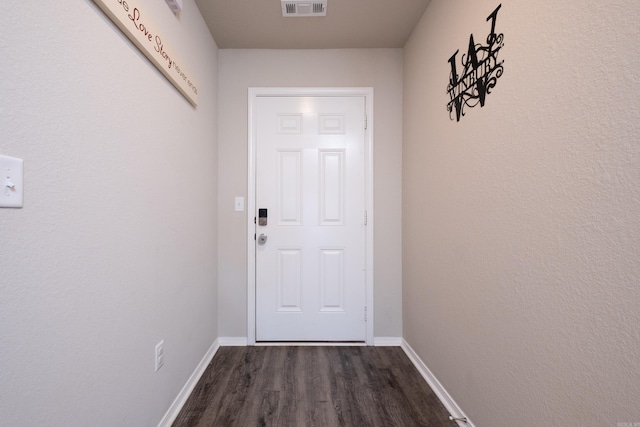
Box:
(403, 1, 640, 426)
(218, 49, 403, 339)
(0, 1, 218, 425)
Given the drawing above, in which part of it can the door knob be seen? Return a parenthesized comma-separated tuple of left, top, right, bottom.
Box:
(257, 233, 268, 245)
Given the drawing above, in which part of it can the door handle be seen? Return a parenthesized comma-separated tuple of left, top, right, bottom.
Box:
(257, 233, 268, 245)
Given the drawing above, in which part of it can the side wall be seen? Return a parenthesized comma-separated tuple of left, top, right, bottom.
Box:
(0, 1, 218, 425)
(218, 49, 403, 339)
(403, 1, 640, 426)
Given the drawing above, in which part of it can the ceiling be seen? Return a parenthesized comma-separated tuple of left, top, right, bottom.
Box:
(194, 0, 431, 49)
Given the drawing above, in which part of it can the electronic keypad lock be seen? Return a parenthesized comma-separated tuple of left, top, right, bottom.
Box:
(258, 208, 268, 226)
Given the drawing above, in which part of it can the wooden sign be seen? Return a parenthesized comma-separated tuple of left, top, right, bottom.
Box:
(93, 0, 198, 106)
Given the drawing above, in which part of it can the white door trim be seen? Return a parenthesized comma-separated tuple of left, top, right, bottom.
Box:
(247, 87, 374, 345)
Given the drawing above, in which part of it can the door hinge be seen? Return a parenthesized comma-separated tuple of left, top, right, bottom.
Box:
(364, 306, 368, 322)
(364, 210, 368, 226)
(364, 114, 368, 130)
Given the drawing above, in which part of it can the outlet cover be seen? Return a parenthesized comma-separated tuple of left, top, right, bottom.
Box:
(155, 340, 164, 372)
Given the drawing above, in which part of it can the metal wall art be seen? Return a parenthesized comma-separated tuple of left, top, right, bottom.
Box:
(447, 4, 504, 122)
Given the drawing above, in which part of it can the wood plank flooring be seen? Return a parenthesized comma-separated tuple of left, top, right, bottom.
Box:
(172, 346, 457, 427)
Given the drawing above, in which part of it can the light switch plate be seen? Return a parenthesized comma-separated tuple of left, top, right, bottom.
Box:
(235, 196, 244, 212)
(0, 155, 23, 208)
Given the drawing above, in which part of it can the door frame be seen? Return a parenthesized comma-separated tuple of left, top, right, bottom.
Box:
(247, 87, 374, 345)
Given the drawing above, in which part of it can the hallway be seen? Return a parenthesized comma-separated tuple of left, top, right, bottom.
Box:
(2, 1, 639, 426)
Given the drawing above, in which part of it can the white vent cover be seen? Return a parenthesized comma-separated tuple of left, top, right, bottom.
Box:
(281, 0, 327, 17)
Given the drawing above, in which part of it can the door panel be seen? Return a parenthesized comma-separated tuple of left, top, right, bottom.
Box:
(255, 96, 366, 342)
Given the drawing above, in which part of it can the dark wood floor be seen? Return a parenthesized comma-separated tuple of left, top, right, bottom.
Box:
(172, 346, 457, 427)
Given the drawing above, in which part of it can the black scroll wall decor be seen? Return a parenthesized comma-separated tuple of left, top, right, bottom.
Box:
(447, 4, 504, 122)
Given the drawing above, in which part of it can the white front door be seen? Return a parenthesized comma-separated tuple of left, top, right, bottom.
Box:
(255, 95, 367, 342)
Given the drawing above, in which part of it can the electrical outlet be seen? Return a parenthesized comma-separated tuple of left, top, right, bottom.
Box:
(155, 340, 164, 372)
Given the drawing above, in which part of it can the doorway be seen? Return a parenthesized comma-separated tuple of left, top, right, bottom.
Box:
(247, 88, 374, 344)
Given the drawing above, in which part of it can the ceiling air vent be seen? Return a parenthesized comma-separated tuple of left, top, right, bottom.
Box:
(281, 0, 327, 17)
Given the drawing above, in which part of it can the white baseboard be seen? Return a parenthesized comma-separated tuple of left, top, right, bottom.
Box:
(218, 337, 248, 346)
(254, 342, 366, 346)
(401, 339, 475, 427)
(220, 337, 400, 346)
(157, 339, 220, 427)
(373, 337, 403, 346)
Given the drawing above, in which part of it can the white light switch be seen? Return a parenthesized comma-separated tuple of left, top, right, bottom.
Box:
(234, 196, 244, 212)
(0, 155, 23, 208)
